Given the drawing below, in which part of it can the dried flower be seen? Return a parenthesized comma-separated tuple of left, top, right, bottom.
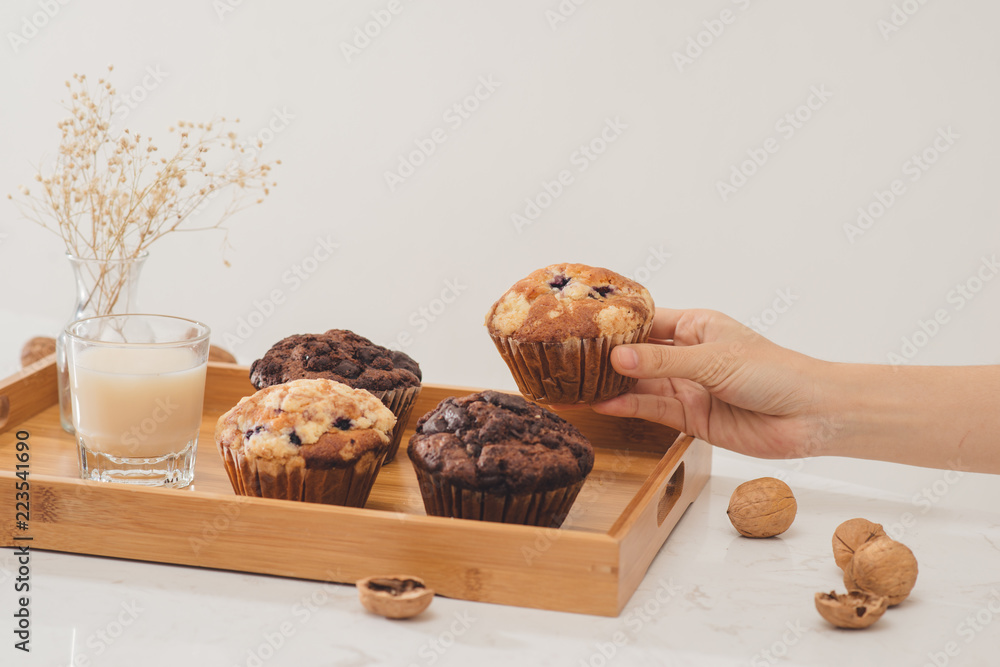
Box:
(9, 66, 278, 311)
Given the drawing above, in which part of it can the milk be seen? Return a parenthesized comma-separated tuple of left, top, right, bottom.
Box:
(70, 346, 207, 458)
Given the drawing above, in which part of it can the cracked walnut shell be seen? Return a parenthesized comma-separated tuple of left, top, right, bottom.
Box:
(815, 590, 889, 629)
(832, 518, 887, 571)
(357, 575, 434, 619)
(843, 537, 918, 606)
(726, 477, 797, 538)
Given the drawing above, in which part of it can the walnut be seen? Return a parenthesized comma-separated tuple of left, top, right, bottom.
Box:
(356, 575, 434, 619)
(843, 537, 918, 606)
(832, 518, 887, 571)
(814, 590, 889, 629)
(20, 336, 55, 367)
(726, 477, 797, 538)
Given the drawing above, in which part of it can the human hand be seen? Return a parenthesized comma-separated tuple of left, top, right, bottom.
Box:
(591, 308, 835, 460)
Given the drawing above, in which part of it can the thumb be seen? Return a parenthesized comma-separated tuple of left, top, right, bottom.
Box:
(611, 343, 732, 387)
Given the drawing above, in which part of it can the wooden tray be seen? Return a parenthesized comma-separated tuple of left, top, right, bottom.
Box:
(0, 358, 710, 616)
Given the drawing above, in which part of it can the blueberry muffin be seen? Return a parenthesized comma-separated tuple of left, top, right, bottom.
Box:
(485, 263, 654, 404)
(215, 378, 396, 506)
(250, 330, 421, 462)
(407, 390, 594, 527)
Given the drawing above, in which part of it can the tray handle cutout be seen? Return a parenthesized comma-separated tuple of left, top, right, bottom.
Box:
(0, 395, 8, 431)
(656, 462, 685, 527)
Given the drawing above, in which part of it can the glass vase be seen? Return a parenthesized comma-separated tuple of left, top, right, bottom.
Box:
(56, 252, 148, 433)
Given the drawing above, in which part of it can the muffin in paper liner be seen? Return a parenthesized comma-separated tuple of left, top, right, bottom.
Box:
(368, 385, 421, 464)
(248, 329, 422, 464)
(407, 390, 595, 528)
(485, 263, 654, 404)
(215, 378, 396, 507)
(490, 321, 652, 404)
(223, 447, 385, 506)
(413, 467, 585, 528)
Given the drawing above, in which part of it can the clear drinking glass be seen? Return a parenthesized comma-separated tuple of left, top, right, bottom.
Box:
(65, 314, 210, 488)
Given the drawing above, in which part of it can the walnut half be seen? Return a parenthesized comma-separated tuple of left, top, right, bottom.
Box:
(815, 590, 889, 629)
(356, 575, 434, 619)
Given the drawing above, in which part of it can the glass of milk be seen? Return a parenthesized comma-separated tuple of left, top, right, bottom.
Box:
(65, 314, 211, 488)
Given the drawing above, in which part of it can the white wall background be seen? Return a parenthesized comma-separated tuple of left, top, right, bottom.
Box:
(2, 0, 998, 493)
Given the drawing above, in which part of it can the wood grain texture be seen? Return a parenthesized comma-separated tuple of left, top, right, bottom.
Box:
(0, 353, 57, 432)
(0, 361, 711, 616)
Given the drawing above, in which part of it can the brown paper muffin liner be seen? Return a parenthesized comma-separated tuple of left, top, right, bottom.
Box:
(490, 322, 652, 404)
(218, 442, 386, 507)
(412, 467, 585, 528)
(367, 385, 420, 463)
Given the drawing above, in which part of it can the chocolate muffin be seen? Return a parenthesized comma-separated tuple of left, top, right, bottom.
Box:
(485, 263, 654, 404)
(250, 330, 421, 463)
(407, 390, 594, 527)
(215, 379, 397, 506)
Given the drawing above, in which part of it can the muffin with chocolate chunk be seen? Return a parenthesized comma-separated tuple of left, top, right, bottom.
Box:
(215, 378, 396, 506)
(485, 263, 654, 404)
(407, 390, 594, 527)
(250, 330, 421, 462)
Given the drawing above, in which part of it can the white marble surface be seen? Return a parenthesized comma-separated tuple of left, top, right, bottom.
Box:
(2, 450, 998, 667)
